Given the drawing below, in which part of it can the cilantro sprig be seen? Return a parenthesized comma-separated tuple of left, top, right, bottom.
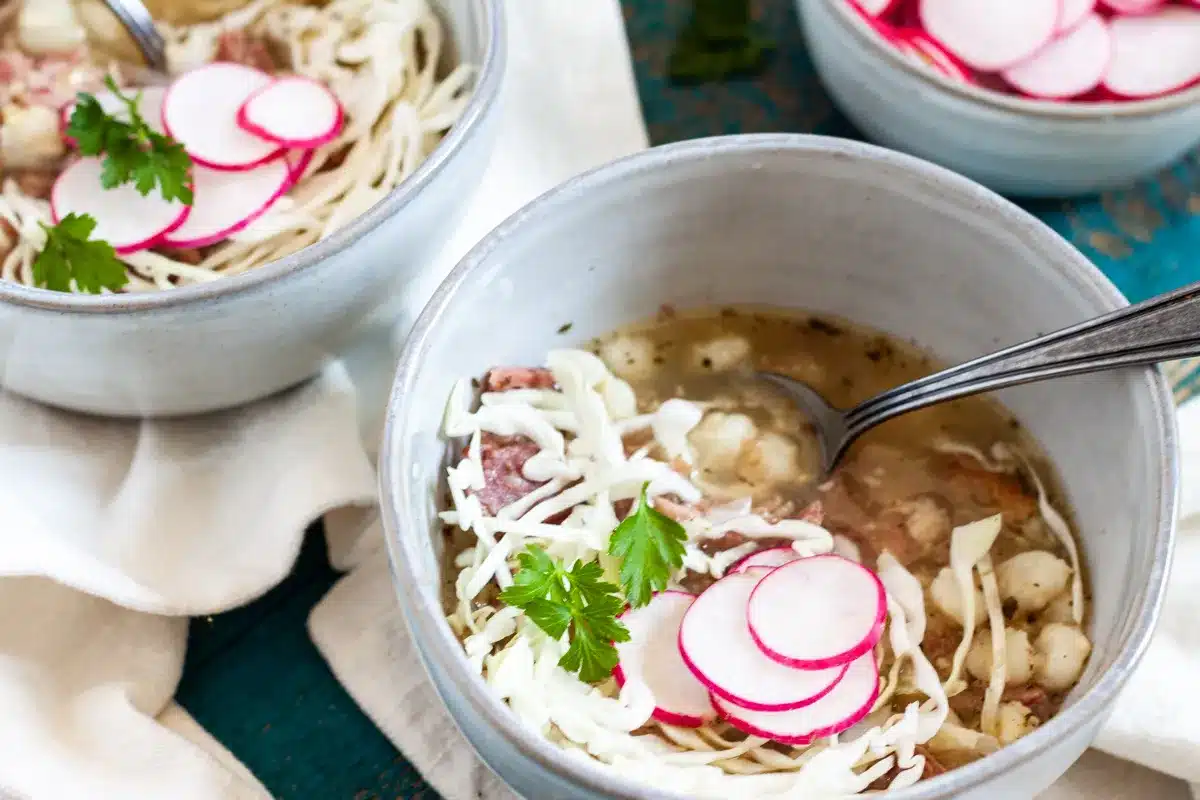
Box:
(499, 546, 630, 683)
(66, 77, 193, 205)
(607, 483, 688, 608)
(33, 213, 127, 294)
(496, 485, 687, 683)
(669, 0, 773, 84)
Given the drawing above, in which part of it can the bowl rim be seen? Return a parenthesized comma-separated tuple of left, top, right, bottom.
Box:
(381, 133, 1179, 800)
(824, 0, 1200, 121)
(0, 0, 505, 314)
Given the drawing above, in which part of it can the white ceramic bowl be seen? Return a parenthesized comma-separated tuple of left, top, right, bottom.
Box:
(796, 0, 1200, 197)
(381, 134, 1177, 799)
(0, 0, 503, 417)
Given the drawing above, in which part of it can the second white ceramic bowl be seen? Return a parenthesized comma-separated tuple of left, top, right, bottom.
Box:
(796, 0, 1200, 197)
(0, 0, 503, 417)
(381, 134, 1177, 799)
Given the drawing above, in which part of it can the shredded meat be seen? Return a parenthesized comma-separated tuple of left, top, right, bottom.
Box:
(916, 744, 948, 778)
(12, 169, 55, 200)
(483, 367, 556, 392)
(157, 247, 204, 265)
(471, 433, 545, 515)
(866, 747, 947, 790)
(215, 31, 279, 73)
(1002, 684, 1054, 722)
(922, 614, 962, 673)
(943, 457, 1038, 523)
(948, 686, 986, 725)
(699, 534, 791, 556)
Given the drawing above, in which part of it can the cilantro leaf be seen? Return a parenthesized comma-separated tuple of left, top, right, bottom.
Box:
(66, 77, 194, 205)
(499, 546, 630, 683)
(33, 213, 127, 294)
(607, 483, 688, 608)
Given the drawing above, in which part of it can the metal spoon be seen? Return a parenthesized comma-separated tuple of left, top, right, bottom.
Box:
(101, 0, 168, 72)
(762, 279, 1200, 477)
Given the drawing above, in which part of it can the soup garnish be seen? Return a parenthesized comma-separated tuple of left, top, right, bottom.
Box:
(437, 308, 1091, 796)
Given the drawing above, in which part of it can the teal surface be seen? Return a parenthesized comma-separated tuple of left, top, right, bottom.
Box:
(175, 2, 1200, 798)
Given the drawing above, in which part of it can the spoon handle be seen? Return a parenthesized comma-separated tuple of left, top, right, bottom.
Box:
(844, 280, 1200, 439)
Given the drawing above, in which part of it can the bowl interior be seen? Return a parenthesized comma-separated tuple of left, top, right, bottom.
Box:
(384, 135, 1175, 798)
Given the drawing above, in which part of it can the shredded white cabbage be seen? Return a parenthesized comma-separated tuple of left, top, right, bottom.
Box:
(946, 515, 1002, 694)
(977, 553, 1006, 736)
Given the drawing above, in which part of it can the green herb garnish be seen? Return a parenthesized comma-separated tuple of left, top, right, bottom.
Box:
(33, 213, 127, 294)
(66, 76, 193, 205)
(607, 483, 688, 608)
(669, 0, 773, 84)
(499, 546, 630, 683)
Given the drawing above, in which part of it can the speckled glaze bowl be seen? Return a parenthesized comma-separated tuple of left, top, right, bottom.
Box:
(0, 0, 503, 417)
(381, 135, 1177, 799)
(796, 0, 1200, 197)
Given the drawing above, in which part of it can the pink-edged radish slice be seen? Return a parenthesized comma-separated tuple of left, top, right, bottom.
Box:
(160, 158, 291, 248)
(1058, 0, 1096, 32)
(678, 570, 847, 712)
(285, 149, 314, 184)
(162, 63, 284, 171)
(61, 86, 166, 145)
(51, 157, 189, 254)
(850, 0, 900, 18)
(919, 0, 1060, 71)
(711, 651, 880, 745)
(614, 591, 716, 727)
(1099, 0, 1164, 13)
(747, 554, 886, 670)
(236, 76, 344, 149)
(900, 30, 975, 82)
(1003, 13, 1112, 99)
(1103, 8, 1200, 99)
(729, 547, 801, 575)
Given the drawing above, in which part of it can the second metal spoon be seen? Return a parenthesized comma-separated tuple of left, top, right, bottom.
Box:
(762, 279, 1200, 477)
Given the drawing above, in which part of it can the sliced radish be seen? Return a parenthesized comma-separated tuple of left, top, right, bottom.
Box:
(62, 86, 165, 146)
(851, 0, 900, 17)
(902, 31, 976, 82)
(285, 149, 314, 184)
(160, 158, 290, 248)
(51, 157, 189, 254)
(613, 591, 716, 727)
(1003, 13, 1112, 99)
(678, 570, 846, 712)
(729, 547, 801, 575)
(1103, 8, 1200, 98)
(747, 554, 886, 670)
(236, 76, 344, 149)
(919, 0, 1060, 71)
(162, 63, 283, 171)
(712, 651, 880, 745)
(1099, 0, 1164, 13)
(1058, 0, 1096, 32)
